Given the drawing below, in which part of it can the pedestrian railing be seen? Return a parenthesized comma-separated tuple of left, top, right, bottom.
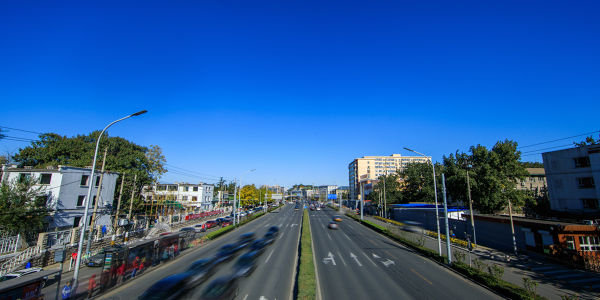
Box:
(0, 245, 43, 276)
(0, 234, 20, 255)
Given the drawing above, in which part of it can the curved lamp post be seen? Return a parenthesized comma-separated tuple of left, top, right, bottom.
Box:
(404, 147, 442, 257)
(233, 169, 256, 226)
(72, 110, 147, 290)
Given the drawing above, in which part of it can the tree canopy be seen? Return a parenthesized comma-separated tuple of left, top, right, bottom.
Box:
(0, 176, 49, 236)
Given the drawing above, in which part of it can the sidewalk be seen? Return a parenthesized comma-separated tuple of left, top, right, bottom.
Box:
(360, 213, 599, 300)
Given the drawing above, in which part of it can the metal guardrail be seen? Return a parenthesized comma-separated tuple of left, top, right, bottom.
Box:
(0, 245, 42, 276)
(0, 235, 19, 255)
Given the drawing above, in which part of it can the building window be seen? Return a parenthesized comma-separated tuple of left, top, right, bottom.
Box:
(192, 196, 197, 202)
(77, 195, 85, 206)
(18, 173, 31, 183)
(579, 236, 600, 251)
(80, 175, 89, 186)
(157, 185, 166, 191)
(577, 177, 595, 189)
(574, 157, 591, 168)
(184, 186, 189, 192)
(95, 176, 100, 187)
(182, 196, 188, 201)
(168, 185, 177, 191)
(73, 217, 81, 227)
(92, 196, 97, 206)
(582, 198, 598, 209)
(40, 173, 52, 185)
(566, 236, 575, 250)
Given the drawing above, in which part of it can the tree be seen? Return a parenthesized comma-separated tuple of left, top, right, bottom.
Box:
(239, 184, 258, 206)
(520, 161, 544, 168)
(12, 131, 167, 215)
(398, 163, 443, 203)
(0, 177, 49, 236)
(447, 140, 529, 214)
(574, 135, 600, 146)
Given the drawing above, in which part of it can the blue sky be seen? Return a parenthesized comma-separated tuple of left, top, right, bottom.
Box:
(1, 0, 598, 187)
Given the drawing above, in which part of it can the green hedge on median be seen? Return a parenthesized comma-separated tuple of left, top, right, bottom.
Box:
(297, 209, 316, 300)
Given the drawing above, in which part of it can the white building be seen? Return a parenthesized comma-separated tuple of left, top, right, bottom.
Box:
(142, 182, 214, 211)
(318, 185, 338, 201)
(0, 165, 118, 230)
(542, 145, 600, 216)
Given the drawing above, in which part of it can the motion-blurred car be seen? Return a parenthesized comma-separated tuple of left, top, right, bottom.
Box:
(0, 268, 47, 287)
(248, 238, 268, 255)
(214, 244, 237, 264)
(201, 276, 239, 300)
(138, 272, 193, 300)
(186, 258, 216, 286)
(328, 221, 339, 230)
(267, 226, 279, 236)
(233, 251, 259, 277)
(333, 215, 343, 222)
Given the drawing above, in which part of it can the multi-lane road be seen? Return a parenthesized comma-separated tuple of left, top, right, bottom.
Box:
(98, 204, 500, 300)
(99, 204, 302, 300)
(310, 207, 501, 300)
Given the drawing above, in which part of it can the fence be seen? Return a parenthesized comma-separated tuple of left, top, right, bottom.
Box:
(0, 235, 20, 255)
(46, 230, 72, 249)
(0, 245, 42, 276)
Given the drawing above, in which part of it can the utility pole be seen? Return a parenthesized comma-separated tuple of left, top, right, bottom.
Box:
(466, 167, 477, 245)
(233, 179, 238, 226)
(112, 174, 126, 245)
(508, 199, 518, 255)
(86, 147, 107, 255)
(442, 173, 452, 264)
(383, 169, 387, 219)
(125, 174, 137, 243)
(360, 180, 364, 221)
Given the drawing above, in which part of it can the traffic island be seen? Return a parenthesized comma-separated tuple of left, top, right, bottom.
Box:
(296, 209, 316, 300)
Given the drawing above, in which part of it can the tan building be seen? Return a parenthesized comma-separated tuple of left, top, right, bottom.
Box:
(517, 168, 547, 196)
(348, 154, 431, 200)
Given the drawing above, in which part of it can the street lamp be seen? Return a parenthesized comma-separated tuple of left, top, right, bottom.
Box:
(72, 110, 147, 290)
(234, 169, 255, 226)
(404, 147, 442, 257)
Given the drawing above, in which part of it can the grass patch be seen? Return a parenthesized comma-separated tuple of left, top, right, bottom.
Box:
(345, 213, 546, 300)
(297, 209, 316, 300)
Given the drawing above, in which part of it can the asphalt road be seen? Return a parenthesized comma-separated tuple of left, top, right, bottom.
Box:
(98, 204, 301, 300)
(310, 207, 503, 300)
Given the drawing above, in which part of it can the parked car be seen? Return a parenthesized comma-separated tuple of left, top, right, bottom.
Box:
(138, 272, 194, 300)
(233, 251, 259, 277)
(205, 220, 217, 229)
(194, 224, 206, 232)
(221, 219, 232, 227)
(201, 276, 239, 300)
(179, 227, 195, 232)
(87, 252, 105, 267)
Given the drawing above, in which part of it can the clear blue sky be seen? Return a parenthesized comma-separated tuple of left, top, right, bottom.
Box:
(1, 0, 598, 188)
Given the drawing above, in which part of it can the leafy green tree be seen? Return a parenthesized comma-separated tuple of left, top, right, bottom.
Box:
(0, 177, 49, 235)
(574, 135, 600, 146)
(520, 161, 544, 168)
(240, 184, 258, 206)
(445, 140, 529, 214)
(398, 162, 444, 203)
(12, 131, 167, 214)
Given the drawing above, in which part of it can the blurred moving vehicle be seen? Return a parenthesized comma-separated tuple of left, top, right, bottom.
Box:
(401, 221, 424, 233)
(233, 251, 260, 277)
(328, 221, 339, 230)
(249, 238, 268, 255)
(214, 244, 237, 264)
(201, 276, 239, 300)
(0, 268, 47, 287)
(333, 215, 343, 222)
(186, 258, 216, 286)
(138, 272, 193, 300)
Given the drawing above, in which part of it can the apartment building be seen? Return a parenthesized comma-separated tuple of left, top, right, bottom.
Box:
(348, 154, 431, 201)
(0, 165, 118, 230)
(142, 182, 214, 211)
(542, 145, 600, 216)
(516, 168, 547, 196)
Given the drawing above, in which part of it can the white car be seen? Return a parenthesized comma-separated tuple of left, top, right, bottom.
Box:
(316, 207, 321, 211)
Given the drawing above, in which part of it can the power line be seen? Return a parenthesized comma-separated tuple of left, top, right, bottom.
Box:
(520, 143, 574, 154)
(2, 135, 38, 142)
(518, 130, 599, 149)
(165, 163, 222, 179)
(0, 126, 45, 135)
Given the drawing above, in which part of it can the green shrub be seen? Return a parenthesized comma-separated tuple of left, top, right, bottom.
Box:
(298, 209, 316, 300)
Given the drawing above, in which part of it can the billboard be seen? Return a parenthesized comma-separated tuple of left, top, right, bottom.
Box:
(327, 194, 337, 200)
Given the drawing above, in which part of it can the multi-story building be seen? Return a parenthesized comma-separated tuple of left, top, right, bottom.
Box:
(348, 154, 431, 201)
(318, 185, 338, 201)
(142, 182, 214, 211)
(0, 165, 118, 230)
(266, 185, 285, 194)
(516, 168, 547, 196)
(542, 145, 600, 216)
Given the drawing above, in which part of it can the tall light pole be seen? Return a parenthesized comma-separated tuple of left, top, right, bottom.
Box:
(72, 110, 147, 290)
(465, 164, 477, 245)
(236, 169, 256, 225)
(404, 147, 442, 256)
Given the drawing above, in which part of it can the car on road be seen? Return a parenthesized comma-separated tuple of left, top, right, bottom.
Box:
(204, 220, 217, 229)
(267, 226, 279, 236)
(201, 276, 239, 300)
(179, 227, 195, 232)
(194, 223, 206, 232)
(221, 219, 232, 227)
(248, 238, 268, 255)
(186, 258, 216, 286)
(328, 221, 339, 230)
(87, 252, 105, 267)
(233, 251, 260, 277)
(214, 244, 238, 264)
(333, 215, 343, 222)
(138, 272, 193, 300)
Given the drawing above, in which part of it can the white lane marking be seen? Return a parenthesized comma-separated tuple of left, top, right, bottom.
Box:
(381, 259, 395, 267)
(265, 249, 275, 263)
(372, 253, 380, 258)
(322, 252, 336, 265)
(279, 223, 283, 227)
(350, 252, 362, 267)
(326, 233, 332, 241)
(342, 232, 351, 241)
(363, 252, 377, 267)
(243, 295, 248, 300)
(337, 251, 347, 266)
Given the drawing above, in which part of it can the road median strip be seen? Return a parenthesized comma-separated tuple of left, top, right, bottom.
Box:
(345, 212, 547, 300)
(296, 209, 316, 300)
